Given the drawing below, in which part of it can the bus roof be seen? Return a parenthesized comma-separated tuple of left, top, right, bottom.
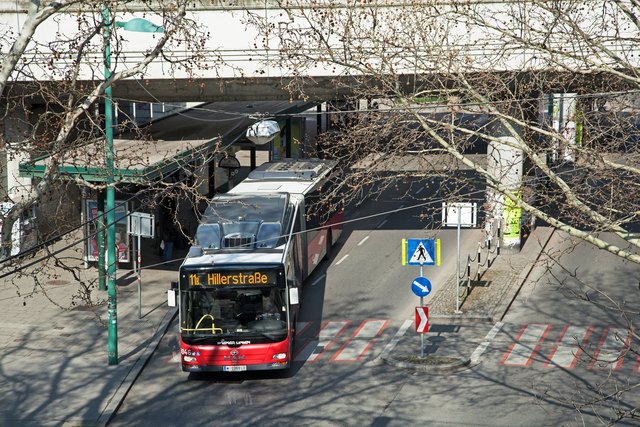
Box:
(228, 158, 337, 196)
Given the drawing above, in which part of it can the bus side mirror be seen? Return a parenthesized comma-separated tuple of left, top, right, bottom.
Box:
(168, 281, 178, 307)
(289, 287, 299, 306)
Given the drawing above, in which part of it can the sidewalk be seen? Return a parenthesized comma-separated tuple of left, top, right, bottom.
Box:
(0, 232, 179, 427)
(0, 155, 267, 427)
(381, 226, 555, 371)
(429, 225, 555, 321)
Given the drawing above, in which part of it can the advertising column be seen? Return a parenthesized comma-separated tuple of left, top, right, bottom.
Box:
(85, 199, 130, 264)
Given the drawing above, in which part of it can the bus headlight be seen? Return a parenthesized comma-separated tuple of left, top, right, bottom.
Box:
(183, 355, 198, 363)
(272, 352, 287, 360)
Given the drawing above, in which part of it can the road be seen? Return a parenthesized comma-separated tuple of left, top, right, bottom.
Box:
(109, 180, 640, 426)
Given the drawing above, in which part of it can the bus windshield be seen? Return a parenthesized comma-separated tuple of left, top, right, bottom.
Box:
(202, 194, 287, 223)
(180, 286, 288, 344)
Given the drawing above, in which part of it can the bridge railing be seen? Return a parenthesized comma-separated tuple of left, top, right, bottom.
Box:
(3, 2, 640, 83)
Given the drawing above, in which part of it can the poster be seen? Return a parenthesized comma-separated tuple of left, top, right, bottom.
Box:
(85, 199, 129, 263)
(0, 202, 22, 256)
(503, 194, 522, 248)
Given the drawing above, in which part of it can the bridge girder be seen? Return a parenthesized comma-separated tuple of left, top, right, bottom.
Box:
(2, 71, 634, 106)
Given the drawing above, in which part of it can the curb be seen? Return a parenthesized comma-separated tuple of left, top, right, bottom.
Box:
(97, 308, 178, 427)
(380, 354, 471, 373)
(429, 314, 494, 323)
(495, 227, 556, 321)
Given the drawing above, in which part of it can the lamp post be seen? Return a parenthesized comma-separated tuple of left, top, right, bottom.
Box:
(102, 6, 163, 365)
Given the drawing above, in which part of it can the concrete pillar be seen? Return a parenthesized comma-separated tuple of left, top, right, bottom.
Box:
(486, 119, 524, 253)
(0, 105, 33, 202)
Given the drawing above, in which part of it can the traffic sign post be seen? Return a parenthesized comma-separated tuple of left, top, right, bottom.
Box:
(442, 202, 477, 313)
(128, 212, 154, 319)
(403, 237, 441, 358)
(411, 277, 432, 357)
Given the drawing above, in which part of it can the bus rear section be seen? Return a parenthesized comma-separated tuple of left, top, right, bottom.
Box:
(178, 266, 294, 372)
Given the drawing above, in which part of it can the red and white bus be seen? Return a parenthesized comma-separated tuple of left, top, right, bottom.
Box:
(175, 159, 343, 372)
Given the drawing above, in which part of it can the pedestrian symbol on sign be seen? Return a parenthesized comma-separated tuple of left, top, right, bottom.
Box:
(409, 242, 434, 265)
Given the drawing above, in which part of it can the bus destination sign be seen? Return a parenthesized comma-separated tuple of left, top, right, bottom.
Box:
(186, 271, 278, 287)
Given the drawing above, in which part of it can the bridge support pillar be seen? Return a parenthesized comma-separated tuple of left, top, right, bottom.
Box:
(486, 118, 524, 254)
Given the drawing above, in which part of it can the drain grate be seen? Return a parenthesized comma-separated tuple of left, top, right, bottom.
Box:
(47, 280, 70, 286)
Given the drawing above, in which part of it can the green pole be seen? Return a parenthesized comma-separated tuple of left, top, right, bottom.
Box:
(97, 192, 106, 291)
(103, 4, 118, 366)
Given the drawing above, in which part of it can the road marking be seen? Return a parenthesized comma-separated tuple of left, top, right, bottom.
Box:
(376, 219, 387, 229)
(589, 328, 630, 371)
(295, 322, 312, 336)
(544, 326, 592, 369)
(357, 236, 370, 246)
(416, 187, 425, 195)
(500, 323, 551, 367)
(378, 319, 412, 360)
(295, 320, 350, 362)
(470, 321, 504, 364)
(334, 254, 349, 265)
(309, 274, 325, 287)
(634, 356, 640, 375)
(332, 320, 390, 362)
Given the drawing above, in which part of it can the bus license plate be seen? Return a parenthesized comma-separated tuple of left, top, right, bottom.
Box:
(224, 365, 247, 372)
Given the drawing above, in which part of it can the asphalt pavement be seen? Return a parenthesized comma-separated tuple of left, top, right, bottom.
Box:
(0, 224, 554, 426)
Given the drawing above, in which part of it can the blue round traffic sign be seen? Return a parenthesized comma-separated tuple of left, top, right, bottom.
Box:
(411, 276, 432, 297)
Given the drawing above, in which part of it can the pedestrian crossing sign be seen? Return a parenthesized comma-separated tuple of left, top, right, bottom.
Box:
(402, 238, 440, 266)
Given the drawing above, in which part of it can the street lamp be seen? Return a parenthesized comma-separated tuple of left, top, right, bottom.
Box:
(246, 120, 280, 145)
(102, 7, 163, 365)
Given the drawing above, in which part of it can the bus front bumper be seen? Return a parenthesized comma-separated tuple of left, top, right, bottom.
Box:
(182, 360, 290, 373)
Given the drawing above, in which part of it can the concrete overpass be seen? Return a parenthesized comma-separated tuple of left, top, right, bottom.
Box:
(2, 1, 637, 103)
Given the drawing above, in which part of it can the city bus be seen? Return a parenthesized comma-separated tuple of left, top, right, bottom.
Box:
(173, 159, 343, 372)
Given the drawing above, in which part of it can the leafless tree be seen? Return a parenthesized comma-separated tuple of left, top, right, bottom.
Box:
(0, 0, 215, 308)
(244, 0, 640, 261)
(243, 0, 640, 422)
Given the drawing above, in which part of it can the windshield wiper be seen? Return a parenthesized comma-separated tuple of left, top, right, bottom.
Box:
(183, 334, 227, 343)
(249, 330, 287, 341)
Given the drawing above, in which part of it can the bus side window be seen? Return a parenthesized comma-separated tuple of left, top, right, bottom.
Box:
(292, 208, 304, 283)
(304, 189, 321, 231)
(286, 253, 296, 289)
